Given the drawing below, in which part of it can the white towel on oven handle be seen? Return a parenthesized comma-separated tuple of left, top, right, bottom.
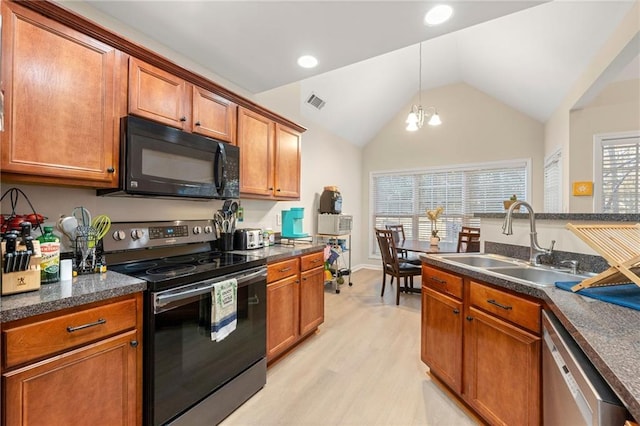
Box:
(211, 278, 237, 342)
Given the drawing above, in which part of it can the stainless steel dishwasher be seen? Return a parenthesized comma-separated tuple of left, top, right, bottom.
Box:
(542, 310, 628, 425)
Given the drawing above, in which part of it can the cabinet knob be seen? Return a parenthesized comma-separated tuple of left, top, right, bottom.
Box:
(180, 116, 187, 122)
(276, 188, 281, 192)
(130, 340, 139, 347)
(453, 309, 460, 314)
(268, 187, 274, 191)
(195, 121, 201, 126)
(107, 167, 115, 173)
(466, 316, 473, 321)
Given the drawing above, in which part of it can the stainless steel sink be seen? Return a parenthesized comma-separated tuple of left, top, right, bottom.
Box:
(485, 266, 586, 287)
(435, 255, 521, 268)
(429, 253, 590, 288)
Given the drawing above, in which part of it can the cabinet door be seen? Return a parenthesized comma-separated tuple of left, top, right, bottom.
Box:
(0, 2, 120, 187)
(237, 107, 274, 197)
(129, 57, 188, 129)
(266, 274, 299, 361)
(192, 86, 237, 143)
(421, 286, 463, 394)
(274, 123, 301, 199)
(299, 267, 325, 336)
(3, 331, 139, 426)
(464, 307, 541, 426)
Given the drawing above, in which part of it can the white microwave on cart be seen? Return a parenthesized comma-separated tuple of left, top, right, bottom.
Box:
(317, 214, 352, 235)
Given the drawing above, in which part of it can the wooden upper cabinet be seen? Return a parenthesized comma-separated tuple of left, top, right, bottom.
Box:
(274, 123, 301, 199)
(237, 106, 275, 197)
(192, 86, 237, 144)
(0, 1, 122, 187)
(237, 107, 301, 200)
(128, 57, 188, 129)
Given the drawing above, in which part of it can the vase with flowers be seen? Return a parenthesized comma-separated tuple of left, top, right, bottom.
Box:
(426, 206, 444, 246)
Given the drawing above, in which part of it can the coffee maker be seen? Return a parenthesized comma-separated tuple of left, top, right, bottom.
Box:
(281, 207, 308, 238)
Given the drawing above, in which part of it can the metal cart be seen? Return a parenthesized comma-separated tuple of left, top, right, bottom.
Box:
(317, 233, 352, 293)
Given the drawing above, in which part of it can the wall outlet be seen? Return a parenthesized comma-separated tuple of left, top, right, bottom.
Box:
(276, 214, 281, 226)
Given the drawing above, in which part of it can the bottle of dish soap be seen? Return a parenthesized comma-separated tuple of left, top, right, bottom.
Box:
(37, 226, 60, 283)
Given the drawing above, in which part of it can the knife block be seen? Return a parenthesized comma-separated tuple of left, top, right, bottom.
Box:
(1, 240, 42, 295)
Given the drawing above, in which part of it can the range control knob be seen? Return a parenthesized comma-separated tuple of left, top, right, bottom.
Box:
(131, 229, 144, 240)
(113, 230, 126, 241)
(193, 226, 202, 235)
(204, 225, 213, 234)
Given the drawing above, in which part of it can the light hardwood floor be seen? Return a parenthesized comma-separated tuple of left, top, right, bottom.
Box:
(221, 268, 479, 426)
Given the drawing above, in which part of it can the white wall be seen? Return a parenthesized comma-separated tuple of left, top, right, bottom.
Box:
(361, 82, 544, 267)
(569, 78, 640, 212)
(544, 1, 639, 212)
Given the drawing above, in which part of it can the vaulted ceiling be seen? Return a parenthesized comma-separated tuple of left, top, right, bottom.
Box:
(76, 1, 639, 146)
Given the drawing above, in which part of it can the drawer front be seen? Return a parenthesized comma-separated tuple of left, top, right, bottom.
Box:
(267, 257, 300, 283)
(469, 281, 541, 334)
(3, 297, 138, 369)
(422, 265, 463, 299)
(300, 251, 324, 271)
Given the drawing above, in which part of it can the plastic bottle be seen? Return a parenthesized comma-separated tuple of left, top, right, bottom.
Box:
(37, 226, 60, 283)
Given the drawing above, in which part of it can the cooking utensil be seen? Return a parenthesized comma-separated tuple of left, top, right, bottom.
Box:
(3, 233, 17, 273)
(57, 215, 79, 241)
(91, 215, 111, 241)
(72, 206, 91, 227)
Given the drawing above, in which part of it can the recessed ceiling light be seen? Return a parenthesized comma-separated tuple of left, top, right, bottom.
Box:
(424, 5, 453, 26)
(297, 55, 318, 68)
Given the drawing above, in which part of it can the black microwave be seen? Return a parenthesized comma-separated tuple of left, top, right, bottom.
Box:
(98, 116, 239, 200)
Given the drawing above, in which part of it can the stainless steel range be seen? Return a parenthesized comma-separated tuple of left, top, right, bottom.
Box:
(104, 220, 267, 426)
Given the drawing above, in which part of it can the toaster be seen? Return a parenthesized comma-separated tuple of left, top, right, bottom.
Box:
(233, 228, 264, 250)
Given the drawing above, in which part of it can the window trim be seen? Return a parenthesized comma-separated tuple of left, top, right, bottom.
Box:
(593, 130, 640, 213)
(368, 158, 531, 258)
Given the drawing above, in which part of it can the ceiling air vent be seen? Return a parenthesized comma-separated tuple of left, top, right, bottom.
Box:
(306, 93, 326, 110)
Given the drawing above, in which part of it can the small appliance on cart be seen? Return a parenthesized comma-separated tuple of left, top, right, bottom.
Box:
(317, 186, 353, 293)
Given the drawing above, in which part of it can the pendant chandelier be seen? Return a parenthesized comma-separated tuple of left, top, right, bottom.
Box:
(405, 42, 441, 131)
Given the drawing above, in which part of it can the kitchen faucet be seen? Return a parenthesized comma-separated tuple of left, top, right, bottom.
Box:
(502, 200, 555, 265)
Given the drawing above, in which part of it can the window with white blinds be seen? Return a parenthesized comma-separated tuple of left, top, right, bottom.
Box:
(371, 160, 529, 255)
(544, 150, 562, 213)
(594, 132, 640, 213)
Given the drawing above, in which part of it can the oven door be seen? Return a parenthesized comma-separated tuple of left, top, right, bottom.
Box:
(146, 266, 267, 425)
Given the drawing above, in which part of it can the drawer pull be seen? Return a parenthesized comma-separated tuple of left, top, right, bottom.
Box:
(487, 299, 513, 310)
(66, 318, 107, 333)
(311, 259, 322, 263)
(466, 316, 473, 321)
(279, 267, 292, 273)
(429, 276, 446, 285)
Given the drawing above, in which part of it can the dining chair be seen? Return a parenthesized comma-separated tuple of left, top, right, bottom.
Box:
(385, 224, 421, 265)
(457, 227, 481, 253)
(375, 228, 422, 305)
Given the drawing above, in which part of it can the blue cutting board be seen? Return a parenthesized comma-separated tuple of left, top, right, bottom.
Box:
(555, 281, 640, 311)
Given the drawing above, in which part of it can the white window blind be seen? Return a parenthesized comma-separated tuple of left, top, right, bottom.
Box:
(544, 150, 562, 213)
(371, 160, 529, 255)
(595, 133, 640, 213)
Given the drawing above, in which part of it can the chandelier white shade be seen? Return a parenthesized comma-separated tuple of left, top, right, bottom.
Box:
(405, 42, 442, 131)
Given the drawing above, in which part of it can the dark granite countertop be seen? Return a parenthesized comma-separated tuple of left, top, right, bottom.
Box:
(475, 213, 640, 221)
(0, 243, 324, 324)
(232, 242, 325, 262)
(1, 271, 147, 323)
(420, 254, 640, 422)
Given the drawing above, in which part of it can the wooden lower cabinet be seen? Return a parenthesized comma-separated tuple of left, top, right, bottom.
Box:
(266, 274, 300, 360)
(1, 293, 143, 426)
(267, 250, 324, 363)
(3, 332, 138, 426)
(421, 265, 541, 425)
(464, 307, 541, 426)
(421, 286, 463, 394)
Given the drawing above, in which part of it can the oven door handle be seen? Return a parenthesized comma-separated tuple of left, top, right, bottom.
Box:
(154, 267, 267, 311)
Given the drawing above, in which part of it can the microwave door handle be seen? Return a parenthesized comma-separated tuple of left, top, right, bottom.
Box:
(215, 143, 227, 196)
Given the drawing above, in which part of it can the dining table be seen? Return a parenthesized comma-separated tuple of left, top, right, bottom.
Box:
(396, 239, 458, 254)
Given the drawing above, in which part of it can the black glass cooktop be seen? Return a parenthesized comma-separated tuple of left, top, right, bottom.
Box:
(109, 251, 265, 291)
